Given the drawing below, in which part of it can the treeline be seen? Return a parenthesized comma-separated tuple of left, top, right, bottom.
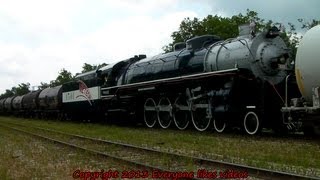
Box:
(0, 63, 107, 99)
(162, 9, 319, 58)
(1, 9, 319, 99)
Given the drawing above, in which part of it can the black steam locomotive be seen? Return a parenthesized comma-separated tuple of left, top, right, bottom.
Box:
(1, 24, 311, 135)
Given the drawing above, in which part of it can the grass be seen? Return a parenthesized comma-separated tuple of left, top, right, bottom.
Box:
(0, 116, 319, 177)
(0, 123, 135, 179)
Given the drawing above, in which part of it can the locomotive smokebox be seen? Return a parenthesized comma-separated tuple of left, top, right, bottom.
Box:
(295, 25, 320, 103)
(204, 27, 290, 84)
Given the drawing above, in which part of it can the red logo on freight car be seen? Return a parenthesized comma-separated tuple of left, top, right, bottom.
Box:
(76, 80, 93, 106)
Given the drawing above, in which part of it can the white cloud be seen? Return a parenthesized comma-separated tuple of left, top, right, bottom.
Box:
(0, 0, 199, 94)
(1, 0, 319, 94)
(81, 11, 197, 60)
(0, 0, 78, 30)
(100, 0, 177, 14)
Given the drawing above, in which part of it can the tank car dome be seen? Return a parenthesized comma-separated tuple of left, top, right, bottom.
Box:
(295, 25, 320, 103)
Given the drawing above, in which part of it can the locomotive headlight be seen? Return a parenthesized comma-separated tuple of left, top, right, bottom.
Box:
(279, 56, 286, 64)
(277, 54, 290, 70)
(278, 53, 289, 64)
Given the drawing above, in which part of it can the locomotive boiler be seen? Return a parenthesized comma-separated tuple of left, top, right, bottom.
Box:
(204, 25, 289, 85)
(99, 24, 292, 134)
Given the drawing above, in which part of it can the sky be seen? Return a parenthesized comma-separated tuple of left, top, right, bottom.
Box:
(0, 0, 319, 94)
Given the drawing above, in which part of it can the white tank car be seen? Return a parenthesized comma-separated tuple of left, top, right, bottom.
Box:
(295, 25, 320, 103)
(282, 25, 320, 134)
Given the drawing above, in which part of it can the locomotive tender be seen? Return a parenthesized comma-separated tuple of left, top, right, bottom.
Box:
(1, 24, 320, 135)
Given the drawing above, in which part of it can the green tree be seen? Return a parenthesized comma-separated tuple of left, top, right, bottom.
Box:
(50, 69, 74, 87)
(13, 83, 30, 95)
(82, 63, 96, 73)
(0, 89, 14, 99)
(163, 9, 319, 58)
(163, 9, 265, 52)
(81, 63, 108, 73)
(39, 82, 50, 90)
(0, 83, 30, 98)
(279, 19, 319, 59)
(98, 63, 108, 69)
(299, 19, 320, 30)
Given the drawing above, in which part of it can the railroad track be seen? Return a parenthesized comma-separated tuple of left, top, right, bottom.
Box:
(0, 121, 318, 180)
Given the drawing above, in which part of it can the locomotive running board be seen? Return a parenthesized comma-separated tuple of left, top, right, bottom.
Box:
(101, 68, 239, 93)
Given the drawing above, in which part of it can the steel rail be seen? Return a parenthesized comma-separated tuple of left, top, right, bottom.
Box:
(0, 123, 201, 180)
(2, 121, 318, 180)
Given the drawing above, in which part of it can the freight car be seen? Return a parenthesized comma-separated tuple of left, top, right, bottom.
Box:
(0, 98, 7, 114)
(38, 85, 63, 119)
(4, 97, 15, 113)
(282, 25, 320, 135)
(12, 95, 24, 116)
(21, 90, 41, 117)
